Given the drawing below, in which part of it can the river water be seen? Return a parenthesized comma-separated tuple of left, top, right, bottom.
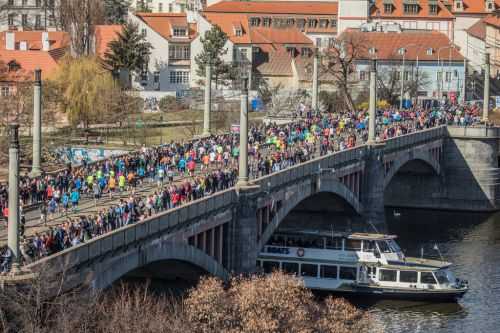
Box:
(363, 208, 500, 333)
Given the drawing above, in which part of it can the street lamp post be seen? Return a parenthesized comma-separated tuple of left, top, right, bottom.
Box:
(312, 48, 319, 113)
(202, 62, 212, 137)
(400, 49, 406, 110)
(368, 59, 377, 144)
(483, 52, 490, 122)
(7, 124, 20, 274)
(31, 69, 42, 177)
(237, 78, 249, 187)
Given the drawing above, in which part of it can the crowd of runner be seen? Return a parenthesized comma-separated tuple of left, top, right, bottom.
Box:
(0, 103, 484, 272)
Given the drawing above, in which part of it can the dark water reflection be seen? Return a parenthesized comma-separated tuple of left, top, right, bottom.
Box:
(363, 208, 500, 333)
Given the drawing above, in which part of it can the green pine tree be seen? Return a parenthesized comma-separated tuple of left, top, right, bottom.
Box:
(104, 0, 131, 24)
(195, 25, 236, 88)
(104, 22, 153, 84)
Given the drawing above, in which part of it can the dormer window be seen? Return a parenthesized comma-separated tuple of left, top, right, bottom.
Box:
(319, 19, 328, 28)
(403, 1, 420, 14)
(262, 17, 272, 27)
(234, 26, 242, 37)
(426, 48, 434, 55)
(369, 47, 377, 55)
(454, 1, 462, 11)
(297, 18, 306, 29)
(486, 0, 495, 12)
(173, 27, 187, 37)
(250, 17, 260, 26)
(308, 18, 317, 28)
(7, 60, 20, 72)
(301, 47, 312, 57)
(429, 1, 439, 15)
(398, 47, 406, 55)
(286, 18, 295, 26)
(384, 3, 393, 14)
(330, 19, 337, 28)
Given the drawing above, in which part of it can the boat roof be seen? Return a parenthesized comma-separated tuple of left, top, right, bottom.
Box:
(378, 257, 452, 272)
(275, 229, 398, 241)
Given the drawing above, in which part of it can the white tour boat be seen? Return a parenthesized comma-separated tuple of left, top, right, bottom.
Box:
(257, 230, 468, 301)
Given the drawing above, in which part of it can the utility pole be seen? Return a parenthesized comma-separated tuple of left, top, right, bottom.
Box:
(7, 124, 20, 275)
(312, 48, 319, 113)
(462, 58, 468, 104)
(368, 59, 377, 144)
(400, 50, 406, 110)
(202, 62, 212, 136)
(31, 69, 42, 177)
(483, 53, 490, 122)
(237, 78, 249, 187)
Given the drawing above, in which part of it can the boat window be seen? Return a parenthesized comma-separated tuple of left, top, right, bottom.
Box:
(363, 240, 376, 252)
(399, 270, 418, 283)
(420, 272, 437, 284)
(379, 269, 397, 282)
(320, 265, 338, 279)
(434, 270, 450, 284)
(325, 237, 342, 250)
(300, 263, 318, 277)
(388, 240, 401, 253)
(339, 266, 357, 280)
(377, 241, 392, 253)
(345, 239, 362, 251)
(262, 261, 280, 274)
(303, 236, 324, 249)
(282, 262, 299, 275)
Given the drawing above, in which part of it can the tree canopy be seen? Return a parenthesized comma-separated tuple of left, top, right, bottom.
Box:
(103, 22, 152, 78)
(50, 56, 139, 128)
(195, 25, 236, 87)
(104, 0, 130, 24)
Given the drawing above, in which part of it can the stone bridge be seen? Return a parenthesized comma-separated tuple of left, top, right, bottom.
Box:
(25, 126, 500, 290)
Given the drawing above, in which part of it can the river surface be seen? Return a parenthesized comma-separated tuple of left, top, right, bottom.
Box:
(363, 208, 500, 333)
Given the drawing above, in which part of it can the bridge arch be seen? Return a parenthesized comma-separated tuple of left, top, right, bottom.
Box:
(384, 151, 441, 190)
(91, 241, 229, 290)
(258, 175, 363, 250)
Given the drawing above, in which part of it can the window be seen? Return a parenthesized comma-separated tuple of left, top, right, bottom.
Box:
(326, 237, 342, 250)
(262, 17, 272, 27)
(22, 0, 27, 5)
(377, 241, 391, 253)
(1, 86, 10, 97)
(420, 272, 437, 284)
(140, 70, 148, 82)
(36, 0, 41, 7)
(455, 1, 461, 9)
(286, 18, 295, 26)
(173, 27, 187, 37)
(394, 71, 401, 81)
(426, 48, 433, 55)
(21, 14, 28, 26)
(35, 15, 41, 29)
(8, 14, 15, 26)
(8, 0, 13, 6)
(282, 262, 299, 275)
(168, 3, 173, 12)
(153, 71, 160, 83)
(308, 18, 317, 28)
(300, 263, 318, 277)
(398, 47, 406, 55)
(235, 27, 242, 37)
(359, 71, 367, 81)
(379, 269, 397, 282)
(262, 261, 279, 273)
(369, 47, 377, 55)
(158, 3, 163, 12)
(429, 4, 438, 14)
(434, 270, 450, 284)
(404, 71, 410, 81)
(403, 4, 420, 14)
(141, 28, 147, 37)
(319, 19, 328, 28)
(297, 18, 306, 29)
(330, 19, 337, 28)
(169, 45, 190, 60)
(445, 71, 452, 82)
(437, 71, 442, 81)
(363, 240, 375, 252)
(400, 271, 418, 283)
(169, 71, 189, 84)
(345, 239, 362, 251)
(320, 265, 338, 279)
(316, 38, 321, 47)
(250, 17, 260, 26)
(301, 48, 311, 57)
(384, 4, 393, 13)
(239, 48, 248, 61)
(339, 266, 357, 280)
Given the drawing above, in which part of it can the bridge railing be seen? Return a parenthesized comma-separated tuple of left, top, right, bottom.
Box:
(447, 126, 500, 138)
(383, 125, 447, 151)
(26, 188, 237, 274)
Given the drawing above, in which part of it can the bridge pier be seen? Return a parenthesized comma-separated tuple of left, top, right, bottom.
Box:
(361, 145, 386, 231)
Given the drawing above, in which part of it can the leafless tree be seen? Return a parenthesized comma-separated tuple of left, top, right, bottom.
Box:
(319, 34, 368, 112)
(57, 0, 104, 56)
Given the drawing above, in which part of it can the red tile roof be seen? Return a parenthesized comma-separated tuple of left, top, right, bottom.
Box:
(467, 18, 487, 40)
(371, 0, 454, 20)
(203, 13, 252, 43)
(94, 25, 122, 58)
(205, 1, 338, 15)
(0, 50, 60, 82)
(454, 0, 500, 14)
(136, 12, 197, 41)
(484, 14, 500, 28)
(0, 31, 70, 51)
(341, 29, 464, 61)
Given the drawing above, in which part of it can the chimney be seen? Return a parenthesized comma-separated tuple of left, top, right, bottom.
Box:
(42, 31, 50, 51)
(5, 31, 15, 50)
